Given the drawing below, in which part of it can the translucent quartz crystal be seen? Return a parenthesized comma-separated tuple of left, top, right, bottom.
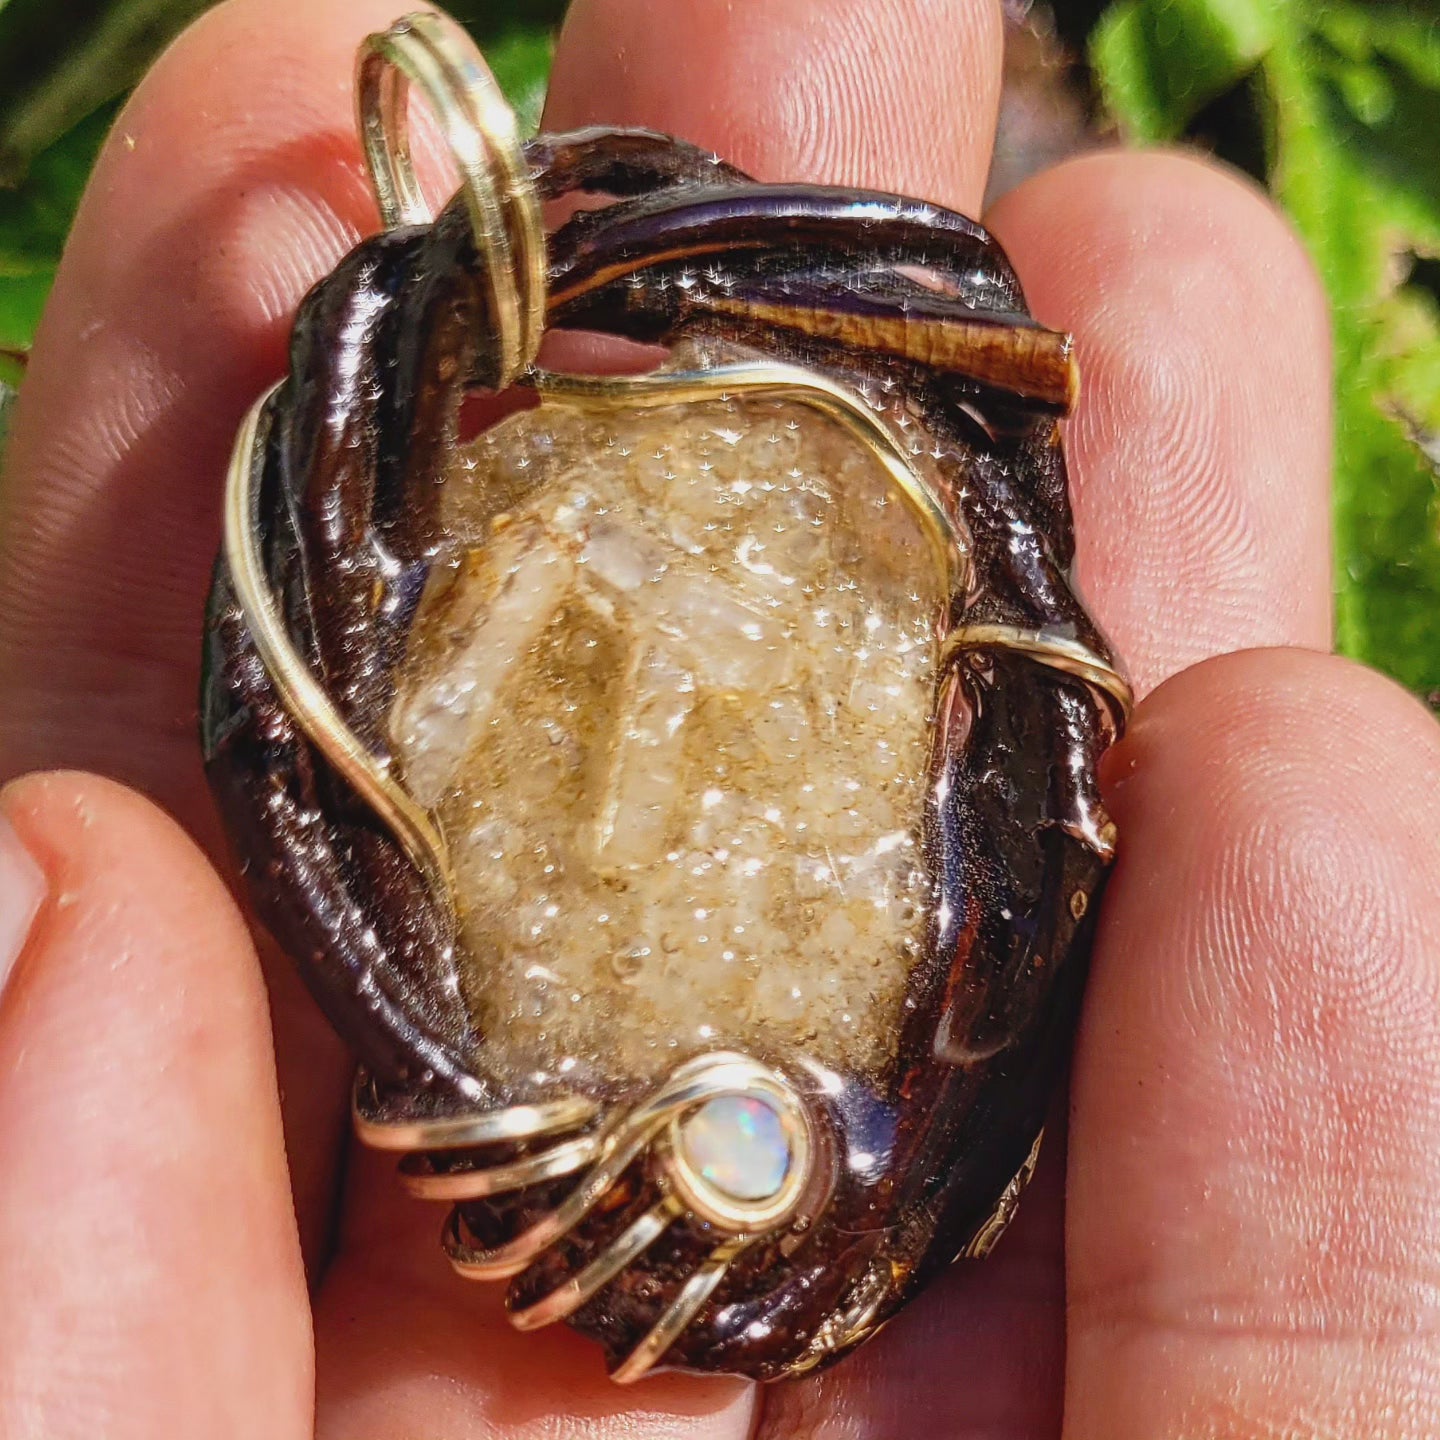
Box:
(389, 391, 945, 1087)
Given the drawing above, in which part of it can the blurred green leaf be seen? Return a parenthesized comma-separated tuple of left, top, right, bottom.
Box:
(0, 3, 559, 363)
(480, 24, 557, 135)
(0, 0, 211, 184)
(1093, 0, 1440, 692)
(0, 101, 117, 352)
(1092, 0, 1274, 140)
(455, 0, 565, 132)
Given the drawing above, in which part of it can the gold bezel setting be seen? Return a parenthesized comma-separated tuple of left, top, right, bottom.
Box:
(660, 1059, 814, 1233)
(366, 1049, 827, 1381)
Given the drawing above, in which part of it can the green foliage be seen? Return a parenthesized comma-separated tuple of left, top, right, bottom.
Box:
(480, 24, 558, 135)
(1093, 0, 1440, 691)
(0, 103, 116, 371)
(0, 0, 220, 372)
(449, 0, 564, 133)
(0, 0, 213, 186)
(0, 1, 558, 368)
(1093, 0, 1275, 139)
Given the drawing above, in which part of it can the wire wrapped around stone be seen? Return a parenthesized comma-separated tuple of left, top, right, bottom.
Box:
(201, 125, 1122, 1381)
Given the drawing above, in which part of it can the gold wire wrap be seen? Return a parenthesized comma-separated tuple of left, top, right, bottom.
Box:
(222, 388, 454, 901)
(440, 1053, 814, 1282)
(610, 1235, 758, 1385)
(353, 1073, 598, 1152)
(944, 623, 1133, 731)
(357, 11, 546, 383)
(401, 1133, 603, 1201)
(508, 1197, 682, 1332)
(419, 1052, 816, 1381)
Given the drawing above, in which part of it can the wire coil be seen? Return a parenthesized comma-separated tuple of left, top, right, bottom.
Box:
(357, 10, 546, 384)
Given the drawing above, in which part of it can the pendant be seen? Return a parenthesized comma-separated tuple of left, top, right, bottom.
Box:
(202, 12, 1129, 1383)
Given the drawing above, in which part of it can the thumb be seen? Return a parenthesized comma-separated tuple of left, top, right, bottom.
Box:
(0, 772, 312, 1440)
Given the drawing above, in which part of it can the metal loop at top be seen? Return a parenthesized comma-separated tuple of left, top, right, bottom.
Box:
(357, 11, 546, 385)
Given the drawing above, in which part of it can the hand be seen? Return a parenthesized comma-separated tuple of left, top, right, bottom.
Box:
(2, 1, 1437, 1436)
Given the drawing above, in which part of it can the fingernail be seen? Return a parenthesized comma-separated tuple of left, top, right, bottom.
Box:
(0, 814, 46, 1000)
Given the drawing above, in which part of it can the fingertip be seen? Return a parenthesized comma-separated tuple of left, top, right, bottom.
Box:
(988, 149, 1334, 693)
(1094, 648, 1440, 1077)
(1106, 648, 1440, 860)
(992, 148, 1329, 364)
(1100, 646, 1440, 1033)
(547, 0, 1004, 212)
(4, 769, 246, 927)
(1068, 649, 1440, 1439)
(0, 770, 312, 1439)
(0, 0, 456, 806)
(0, 770, 270, 1022)
(38, 0, 452, 402)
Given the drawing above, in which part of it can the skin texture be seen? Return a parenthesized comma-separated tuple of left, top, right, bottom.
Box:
(0, 0, 1437, 1435)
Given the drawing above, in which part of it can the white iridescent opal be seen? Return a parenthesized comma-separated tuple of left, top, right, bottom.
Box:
(389, 387, 945, 1087)
(678, 1094, 791, 1202)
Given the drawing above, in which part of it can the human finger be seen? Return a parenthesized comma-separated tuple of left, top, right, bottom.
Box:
(1067, 649, 1440, 1437)
(987, 151, 1333, 695)
(765, 146, 1335, 1440)
(0, 772, 310, 1439)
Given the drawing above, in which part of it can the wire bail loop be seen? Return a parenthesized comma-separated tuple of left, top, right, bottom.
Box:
(357, 11, 547, 386)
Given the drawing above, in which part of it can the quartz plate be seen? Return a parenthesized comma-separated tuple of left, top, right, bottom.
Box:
(390, 394, 945, 1088)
